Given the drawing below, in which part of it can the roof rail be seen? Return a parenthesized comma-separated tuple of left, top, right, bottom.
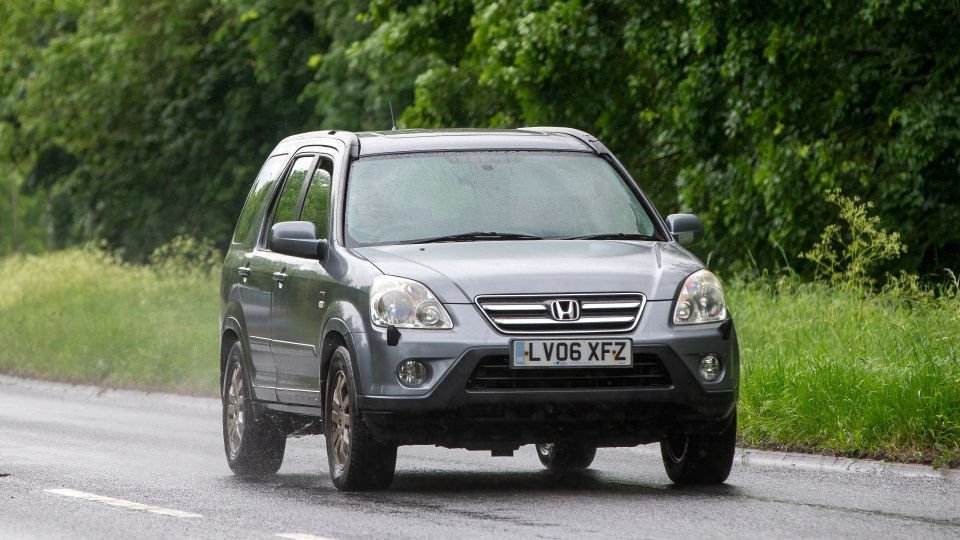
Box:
(519, 126, 608, 155)
(329, 130, 360, 158)
(280, 130, 360, 158)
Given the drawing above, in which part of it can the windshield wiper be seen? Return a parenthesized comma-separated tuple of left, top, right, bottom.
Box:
(407, 231, 544, 244)
(561, 232, 659, 241)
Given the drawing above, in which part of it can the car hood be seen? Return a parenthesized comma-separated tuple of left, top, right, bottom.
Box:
(354, 240, 702, 303)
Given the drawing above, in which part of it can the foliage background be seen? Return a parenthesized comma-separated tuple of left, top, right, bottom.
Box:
(2, 0, 959, 276)
(2, 1, 959, 467)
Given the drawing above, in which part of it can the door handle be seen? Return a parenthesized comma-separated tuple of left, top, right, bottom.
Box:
(237, 267, 251, 278)
(272, 271, 287, 283)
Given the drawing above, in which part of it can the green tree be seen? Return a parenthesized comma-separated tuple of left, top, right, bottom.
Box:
(3, 0, 959, 278)
(375, 0, 680, 206)
(355, 0, 960, 276)
(638, 1, 960, 275)
(2, 0, 321, 258)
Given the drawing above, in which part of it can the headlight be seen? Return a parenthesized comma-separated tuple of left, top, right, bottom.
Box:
(370, 276, 453, 329)
(673, 269, 727, 325)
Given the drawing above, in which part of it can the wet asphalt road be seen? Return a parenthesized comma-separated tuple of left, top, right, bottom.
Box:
(1, 376, 958, 540)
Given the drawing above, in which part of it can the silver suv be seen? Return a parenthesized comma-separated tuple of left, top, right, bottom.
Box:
(219, 128, 739, 490)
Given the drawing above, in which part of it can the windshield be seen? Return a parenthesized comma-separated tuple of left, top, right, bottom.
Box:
(345, 151, 658, 245)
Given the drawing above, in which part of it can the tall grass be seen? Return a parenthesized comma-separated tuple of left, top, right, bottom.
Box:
(731, 277, 960, 467)
(0, 247, 218, 395)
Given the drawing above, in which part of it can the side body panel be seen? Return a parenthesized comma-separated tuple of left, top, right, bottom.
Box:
(240, 251, 279, 401)
(272, 255, 330, 406)
(220, 151, 290, 402)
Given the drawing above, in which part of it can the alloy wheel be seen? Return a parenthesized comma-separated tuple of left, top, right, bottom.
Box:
(536, 443, 554, 457)
(329, 371, 352, 473)
(226, 366, 245, 458)
(665, 431, 689, 463)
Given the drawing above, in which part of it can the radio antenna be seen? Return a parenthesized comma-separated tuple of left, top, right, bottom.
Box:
(389, 101, 398, 131)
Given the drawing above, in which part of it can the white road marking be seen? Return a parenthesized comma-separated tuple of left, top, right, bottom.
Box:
(44, 488, 202, 518)
(276, 534, 338, 540)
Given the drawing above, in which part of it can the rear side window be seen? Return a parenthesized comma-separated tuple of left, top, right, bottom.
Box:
(232, 154, 288, 248)
(271, 155, 314, 227)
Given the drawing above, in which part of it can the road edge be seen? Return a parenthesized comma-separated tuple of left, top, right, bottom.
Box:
(3, 374, 956, 480)
(734, 447, 960, 480)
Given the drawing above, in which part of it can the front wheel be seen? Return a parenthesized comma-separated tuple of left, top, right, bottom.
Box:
(325, 346, 397, 491)
(222, 341, 286, 476)
(660, 412, 737, 485)
(535, 443, 597, 472)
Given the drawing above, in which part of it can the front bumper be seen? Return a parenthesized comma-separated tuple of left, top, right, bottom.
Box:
(353, 301, 739, 449)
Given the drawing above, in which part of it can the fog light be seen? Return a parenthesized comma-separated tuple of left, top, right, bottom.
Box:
(397, 360, 429, 388)
(699, 354, 721, 382)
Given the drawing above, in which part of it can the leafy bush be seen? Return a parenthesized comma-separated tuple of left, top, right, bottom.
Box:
(801, 189, 906, 290)
(734, 191, 960, 467)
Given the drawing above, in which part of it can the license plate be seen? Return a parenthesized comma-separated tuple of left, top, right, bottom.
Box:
(511, 339, 633, 368)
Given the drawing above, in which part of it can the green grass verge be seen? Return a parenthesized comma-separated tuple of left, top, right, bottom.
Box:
(731, 278, 960, 468)
(0, 248, 218, 395)
(1, 249, 958, 466)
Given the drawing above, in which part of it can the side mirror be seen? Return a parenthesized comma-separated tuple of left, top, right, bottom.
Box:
(270, 221, 327, 260)
(665, 214, 704, 246)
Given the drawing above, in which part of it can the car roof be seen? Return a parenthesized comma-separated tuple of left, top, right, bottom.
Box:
(279, 128, 599, 157)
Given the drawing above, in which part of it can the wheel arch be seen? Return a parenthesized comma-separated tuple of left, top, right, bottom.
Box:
(220, 313, 250, 395)
(320, 318, 363, 397)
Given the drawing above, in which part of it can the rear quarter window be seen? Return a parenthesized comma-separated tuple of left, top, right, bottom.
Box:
(232, 154, 288, 248)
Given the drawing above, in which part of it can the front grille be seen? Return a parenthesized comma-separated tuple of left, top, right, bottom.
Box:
(475, 293, 645, 334)
(466, 353, 671, 391)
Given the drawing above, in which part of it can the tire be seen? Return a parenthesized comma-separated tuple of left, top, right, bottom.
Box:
(660, 412, 737, 485)
(325, 346, 397, 491)
(222, 341, 286, 476)
(535, 443, 597, 472)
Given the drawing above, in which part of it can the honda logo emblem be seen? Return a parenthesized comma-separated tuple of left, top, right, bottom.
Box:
(549, 300, 581, 321)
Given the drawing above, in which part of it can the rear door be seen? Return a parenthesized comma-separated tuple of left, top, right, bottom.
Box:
(230, 153, 287, 402)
